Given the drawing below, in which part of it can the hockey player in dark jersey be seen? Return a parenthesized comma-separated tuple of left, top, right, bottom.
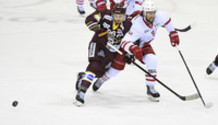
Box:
(74, 4, 132, 105)
(206, 55, 218, 75)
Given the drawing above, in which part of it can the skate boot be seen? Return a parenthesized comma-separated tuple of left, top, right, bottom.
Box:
(206, 62, 217, 75)
(75, 72, 85, 91)
(90, 2, 96, 9)
(77, 6, 85, 15)
(74, 86, 87, 106)
(147, 85, 160, 102)
(74, 90, 85, 106)
(92, 78, 104, 91)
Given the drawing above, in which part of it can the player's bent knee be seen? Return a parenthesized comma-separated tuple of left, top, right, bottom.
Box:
(105, 67, 121, 78)
(86, 61, 105, 77)
(143, 54, 157, 69)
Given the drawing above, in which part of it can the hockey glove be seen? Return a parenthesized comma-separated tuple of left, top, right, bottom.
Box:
(91, 24, 100, 32)
(169, 31, 180, 47)
(129, 45, 143, 61)
(123, 53, 135, 64)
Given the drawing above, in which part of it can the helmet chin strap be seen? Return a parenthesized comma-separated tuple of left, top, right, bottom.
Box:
(143, 11, 155, 24)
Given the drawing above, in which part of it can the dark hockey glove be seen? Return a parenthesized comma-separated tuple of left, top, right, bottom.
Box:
(123, 53, 135, 64)
(91, 24, 100, 32)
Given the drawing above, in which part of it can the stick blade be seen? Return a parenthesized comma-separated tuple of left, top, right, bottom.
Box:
(205, 102, 213, 109)
(184, 93, 200, 101)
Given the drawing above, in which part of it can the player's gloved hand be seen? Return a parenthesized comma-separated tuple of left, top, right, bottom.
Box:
(129, 45, 143, 61)
(89, 24, 100, 32)
(169, 31, 180, 47)
(92, 25, 100, 32)
(123, 53, 135, 64)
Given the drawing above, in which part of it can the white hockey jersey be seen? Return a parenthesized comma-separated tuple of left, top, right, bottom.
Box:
(118, 0, 143, 15)
(96, 0, 143, 16)
(121, 11, 175, 54)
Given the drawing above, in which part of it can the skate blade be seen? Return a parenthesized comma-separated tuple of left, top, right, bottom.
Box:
(148, 95, 160, 102)
(73, 100, 84, 107)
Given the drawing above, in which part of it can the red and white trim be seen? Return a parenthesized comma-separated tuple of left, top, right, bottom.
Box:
(142, 17, 153, 29)
(146, 74, 156, 82)
(164, 18, 171, 26)
(135, 1, 142, 5)
(121, 41, 134, 53)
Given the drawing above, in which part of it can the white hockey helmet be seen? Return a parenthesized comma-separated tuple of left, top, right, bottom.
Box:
(143, 0, 157, 12)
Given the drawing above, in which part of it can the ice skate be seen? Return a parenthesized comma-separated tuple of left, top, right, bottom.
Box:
(206, 62, 217, 75)
(75, 72, 85, 91)
(146, 85, 160, 102)
(77, 6, 85, 15)
(74, 90, 85, 106)
(92, 78, 104, 91)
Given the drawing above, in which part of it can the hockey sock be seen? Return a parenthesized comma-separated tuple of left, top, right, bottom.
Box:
(80, 71, 96, 91)
(145, 69, 157, 87)
(98, 74, 110, 84)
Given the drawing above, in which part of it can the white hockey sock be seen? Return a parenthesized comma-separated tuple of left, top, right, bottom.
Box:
(99, 74, 110, 83)
(76, 0, 84, 6)
(145, 74, 156, 87)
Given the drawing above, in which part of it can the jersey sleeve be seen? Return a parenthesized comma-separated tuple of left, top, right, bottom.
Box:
(123, 19, 132, 34)
(158, 11, 175, 33)
(85, 10, 101, 31)
(85, 10, 110, 31)
(96, 0, 107, 10)
(134, 0, 143, 12)
(121, 23, 142, 54)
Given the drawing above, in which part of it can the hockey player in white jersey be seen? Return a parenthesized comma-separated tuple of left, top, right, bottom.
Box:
(93, 0, 180, 101)
(76, 0, 97, 14)
(96, 0, 143, 19)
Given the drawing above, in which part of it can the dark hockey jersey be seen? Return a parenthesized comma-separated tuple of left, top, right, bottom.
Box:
(85, 9, 132, 53)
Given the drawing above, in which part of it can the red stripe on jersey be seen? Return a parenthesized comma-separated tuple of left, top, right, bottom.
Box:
(121, 41, 129, 48)
(143, 39, 153, 48)
(121, 41, 126, 47)
(123, 42, 130, 50)
(164, 18, 171, 26)
(135, 1, 142, 5)
(110, 0, 116, 10)
(120, 0, 126, 5)
(143, 17, 153, 29)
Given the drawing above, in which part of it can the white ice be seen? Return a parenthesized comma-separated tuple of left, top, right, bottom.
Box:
(0, 0, 218, 125)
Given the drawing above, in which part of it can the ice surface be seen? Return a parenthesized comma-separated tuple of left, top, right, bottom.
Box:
(0, 0, 218, 125)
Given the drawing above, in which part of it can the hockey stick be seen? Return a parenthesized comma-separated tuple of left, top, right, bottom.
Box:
(175, 25, 191, 32)
(107, 42, 199, 101)
(176, 46, 212, 108)
(175, 22, 196, 32)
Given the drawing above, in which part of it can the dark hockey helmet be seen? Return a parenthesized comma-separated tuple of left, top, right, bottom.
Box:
(112, 4, 126, 14)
